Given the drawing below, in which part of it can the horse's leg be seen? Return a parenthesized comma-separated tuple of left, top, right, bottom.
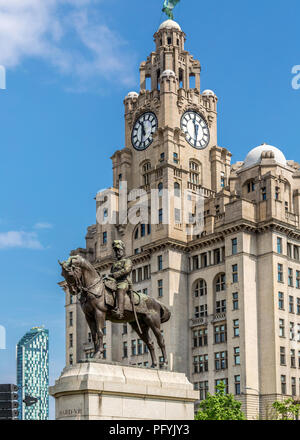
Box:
(146, 310, 168, 367)
(130, 319, 157, 368)
(93, 308, 106, 360)
(85, 313, 99, 357)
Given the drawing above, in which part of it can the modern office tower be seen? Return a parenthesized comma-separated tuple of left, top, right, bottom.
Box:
(16, 326, 49, 420)
(61, 19, 300, 419)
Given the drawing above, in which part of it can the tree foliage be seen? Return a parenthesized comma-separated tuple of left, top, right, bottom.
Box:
(195, 382, 245, 420)
(272, 398, 300, 420)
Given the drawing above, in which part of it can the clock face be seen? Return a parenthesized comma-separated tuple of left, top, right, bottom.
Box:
(181, 111, 210, 149)
(131, 112, 158, 151)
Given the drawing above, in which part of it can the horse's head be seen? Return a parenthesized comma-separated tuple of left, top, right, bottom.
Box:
(58, 255, 99, 295)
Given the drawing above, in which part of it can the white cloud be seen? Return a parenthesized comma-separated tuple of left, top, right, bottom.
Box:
(34, 222, 53, 230)
(0, 0, 136, 88)
(0, 231, 43, 249)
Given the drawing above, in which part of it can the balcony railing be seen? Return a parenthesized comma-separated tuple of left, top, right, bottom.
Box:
(190, 312, 227, 328)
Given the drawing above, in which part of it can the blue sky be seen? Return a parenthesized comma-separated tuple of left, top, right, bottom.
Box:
(0, 0, 299, 419)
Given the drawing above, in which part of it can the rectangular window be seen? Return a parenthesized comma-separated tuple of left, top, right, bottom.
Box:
(232, 264, 238, 283)
(278, 292, 284, 310)
(215, 379, 228, 394)
(158, 209, 163, 224)
(294, 246, 299, 260)
(174, 208, 181, 224)
(278, 264, 283, 282)
(199, 381, 209, 401)
(131, 340, 137, 356)
(216, 300, 226, 313)
(280, 346, 286, 365)
(262, 187, 267, 201)
(279, 319, 285, 337)
(292, 377, 296, 396)
(215, 351, 227, 371)
(289, 296, 294, 313)
(290, 322, 295, 340)
(232, 238, 238, 255)
(281, 375, 286, 394)
(298, 324, 300, 342)
(193, 328, 208, 347)
(214, 325, 227, 344)
(287, 243, 292, 258)
(69, 333, 73, 348)
(291, 349, 296, 368)
(141, 224, 146, 237)
(158, 279, 163, 297)
(69, 354, 73, 365)
(138, 339, 143, 355)
(234, 347, 240, 365)
(288, 268, 293, 287)
(123, 342, 128, 358)
(158, 255, 163, 271)
(233, 320, 240, 337)
(173, 152, 179, 164)
(122, 324, 127, 335)
(160, 153, 165, 162)
(69, 311, 73, 327)
(233, 292, 239, 310)
(277, 237, 282, 254)
(297, 298, 300, 315)
(103, 231, 107, 244)
(234, 376, 241, 395)
(296, 271, 300, 289)
(88, 332, 92, 343)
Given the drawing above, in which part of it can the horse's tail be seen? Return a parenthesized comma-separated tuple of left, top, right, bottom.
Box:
(158, 301, 171, 324)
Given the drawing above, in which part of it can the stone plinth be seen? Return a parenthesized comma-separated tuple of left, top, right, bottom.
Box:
(49, 361, 198, 420)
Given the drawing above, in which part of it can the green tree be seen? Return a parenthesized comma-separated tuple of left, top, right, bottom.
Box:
(272, 398, 300, 420)
(195, 382, 245, 420)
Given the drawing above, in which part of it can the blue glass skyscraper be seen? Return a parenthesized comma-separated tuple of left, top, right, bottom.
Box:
(16, 327, 49, 420)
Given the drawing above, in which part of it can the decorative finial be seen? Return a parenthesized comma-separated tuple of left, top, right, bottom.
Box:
(162, 0, 181, 20)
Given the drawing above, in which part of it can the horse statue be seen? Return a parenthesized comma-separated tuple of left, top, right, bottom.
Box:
(59, 254, 171, 368)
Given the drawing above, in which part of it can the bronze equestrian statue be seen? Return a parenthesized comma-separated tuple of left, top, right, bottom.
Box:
(59, 240, 171, 368)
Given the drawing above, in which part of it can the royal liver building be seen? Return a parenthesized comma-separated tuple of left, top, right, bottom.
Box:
(63, 19, 300, 419)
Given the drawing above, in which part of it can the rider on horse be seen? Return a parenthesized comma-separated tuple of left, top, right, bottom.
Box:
(109, 240, 133, 320)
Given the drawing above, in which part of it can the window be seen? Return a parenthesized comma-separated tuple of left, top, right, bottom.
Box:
(234, 376, 241, 395)
(233, 320, 240, 337)
(192, 256, 199, 271)
(134, 228, 139, 240)
(173, 152, 179, 164)
(174, 208, 181, 224)
(70, 294, 73, 304)
(233, 293, 239, 310)
(122, 324, 127, 335)
(297, 298, 300, 314)
(69, 312, 73, 327)
(88, 332, 92, 343)
(142, 162, 151, 185)
(289, 296, 294, 313)
(160, 153, 165, 162)
(194, 355, 208, 373)
(158, 183, 163, 196)
(287, 243, 292, 258)
(158, 208, 163, 224)
(103, 231, 107, 244)
(215, 351, 227, 370)
(279, 319, 285, 337)
(216, 300, 226, 313)
(247, 180, 255, 193)
(195, 305, 208, 318)
(275, 186, 280, 200)
(298, 351, 300, 368)
(294, 246, 299, 260)
(215, 274, 226, 292)
(143, 288, 148, 295)
(292, 377, 296, 396)
(215, 379, 228, 394)
(141, 224, 146, 237)
(296, 271, 300, 289)
(234, 347, 240, 365)
(158, 255, 163, 271)
(189, 161, 200, 185)
(123, 341, 128, 358)
(103, 343, 107, 359)
(232, 238, 238, 255)
(174, 182, 180, 197)
(69, 354, 73, 365)
(277, 237, 282, 254)
(199, 381, 209, 400)
(103, 209, 108, 220)
(194, 279, 207, 297)
(291, 349, 296, 368)
(288, 268, 293, 287)
(214, 325, 227, 344)
(281, 375, 286, 394)
(193, 328, 208, 347)
(221, 172, 225, 188)
(280, 347, 286, 365)
(278, 292, 284, 310)
(298, 325, 300, 342)
(262, 187, 267, 201)
(214, 248, 221, 265)
(69, 334, 73, 348)
(290, 322, 295, 340)
(131, 340, 137, 356)
(158, 279, 163, 297)
(232, 265, 238, 283)
(278, 264, 283, 282)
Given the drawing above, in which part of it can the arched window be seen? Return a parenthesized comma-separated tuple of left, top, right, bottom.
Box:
(158, 182, 163, 197)
(174, 182, 181, 197)
(142, 161, 151, 186)
(194, 279, 207, 298)
(215, 273, 226, 292)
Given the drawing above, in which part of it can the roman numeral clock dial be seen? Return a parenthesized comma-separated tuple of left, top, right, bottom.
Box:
(181, 111, 210, 149)
(131, 112, 158, 151)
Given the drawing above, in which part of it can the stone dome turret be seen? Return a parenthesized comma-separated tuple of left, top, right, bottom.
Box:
(243, 143, 287, 169)
(158, 20, 182, 31)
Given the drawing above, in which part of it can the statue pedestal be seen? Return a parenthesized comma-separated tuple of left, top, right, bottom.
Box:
(49, 360, 198, 420)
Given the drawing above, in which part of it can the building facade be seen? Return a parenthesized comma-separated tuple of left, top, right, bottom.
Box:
(17, 327, 49, 420)
(62, 19, 300, 419)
